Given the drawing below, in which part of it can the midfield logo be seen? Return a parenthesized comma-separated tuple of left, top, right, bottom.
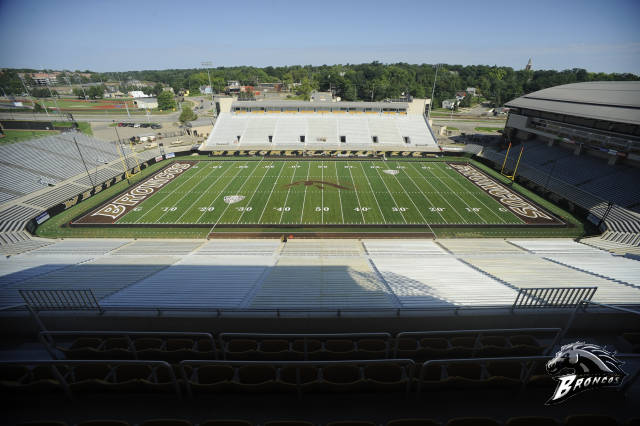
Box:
(223, 195, 245, 204)
(545, 342, 625, 405)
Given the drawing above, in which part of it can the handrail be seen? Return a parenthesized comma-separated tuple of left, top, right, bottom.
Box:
(395, 328, 562, 357)
(38, 330, 217, 360)
(0, 359, 181, 399)
(179, 358, 416, 399)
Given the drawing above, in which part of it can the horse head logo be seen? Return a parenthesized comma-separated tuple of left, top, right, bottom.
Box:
(546, 342, 624, 376)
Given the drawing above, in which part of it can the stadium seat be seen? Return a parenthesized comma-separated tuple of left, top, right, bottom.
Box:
(508, 335, 542, 356)
(226, 339, 258, 360)
(259, 339, 291, 360)
(485, 361, 522, 388)
(622, 332, 640, 353)
(446, 418, 500, 426)
(62, 338, 103, 359)
(264, 421, 314, 426)
(387, 419, 441, 426)
(18, 422, 68, 426)
(200, 421, 252, 426)
(417, 365, 444, 391)
(356, 338, 388, 359)
(443, 363, 483, 388)
(396, 338, 419, 358)
(505, 417, 558, 426)
(320, 365, 363, 392)
(326, 422, 375, 426)
(0, 365, 29, 388)
(140, 420, 192, 426)
(525, 361, 554, 388)
(292, 339, 322, 360)
(564, 415, 619, 426)
(236, 365, 277, 391)
(279, 365, 319, 392)
(323, 339, 357, 360)
(190, 365, 234, 392)
(363, 364, 408, 392)
(24, 365, 66, 392)
(103, 337, 132, 359)
(417, 338, 449, 359)
(76, 421, 132, 426)
(478, 336, 510, 357)
(69, 364, 112, 392)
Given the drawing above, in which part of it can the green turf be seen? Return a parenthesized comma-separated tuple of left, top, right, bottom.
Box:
(115, 160, 528, 227)
(0, 129, 59, 144)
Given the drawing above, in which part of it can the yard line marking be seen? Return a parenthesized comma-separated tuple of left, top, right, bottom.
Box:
(199, 160, 254, 224)
(299, 161, 312, 223)
(212, 158, 266, 228)
(173, 162, 229, 223)
(347, 161, 366, 223)
(236, 159, 276, 224)
(131, 162, 213, 224)
(389, 161, 435, 235)
(277, 161, 299, 224)
(358, 161, 389, 223)
(426, 163, 487, 224)
(321, 160, 324, 224)
(371, 163, 407, 224)
(407, 162, 468, 223)
(257, 160, 286, 224)
(398, 162, 446, 223)
(333, 161, 345, 224)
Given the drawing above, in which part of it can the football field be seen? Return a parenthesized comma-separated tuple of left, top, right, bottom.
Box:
(79, 159, 561, 228)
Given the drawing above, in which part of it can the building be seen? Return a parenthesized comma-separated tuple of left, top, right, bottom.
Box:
(310, 91, 334, 102)
(455, 91, 467, 101)
(525, 57, 533, 71)
(442, 99, 458, 109)
(30, 73, 58, 86)
(129, 90, 150, 98)
(466, 87, 478, 96)
(134, 97, 158, 109)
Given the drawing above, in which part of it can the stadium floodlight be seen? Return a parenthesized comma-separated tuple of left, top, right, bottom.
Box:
(201, 61, 215, 110)
(427, 64, 440, 121)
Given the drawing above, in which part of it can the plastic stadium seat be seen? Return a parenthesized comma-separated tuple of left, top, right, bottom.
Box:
(320, 365, 363, 392)
(279, 365, 319, 392)
(446, 337, 475, 358)
(69, 364, 112, 392)
(564, 415, 618, 426)
(226, 339, 258, 360)
(446, 418, 500, 426)
(166, 338, 194, 351)
(508, 335, 542, 356)
(396, 338, 419, 358)
(76, 421, 132, 426)
(236, 365, 277, 391)
(505, 417, 558, 426)
(356, 338, 388, 359)
(525, 361, 554, 388)
(387, 419, 441, 426)
(258, 339, 291, 360)
(191, 365, 234, 392)
(292, 339, 322, 360)
(324, 339, 356, 360)
(140, 420, 192, 426)
(478, 336, 510, 357)
(18, 422, 68, 426)
(363, 364, 408, 391)
(417, 338, 449, 359)
(63, 338, 103, 359)
(24, 365, 67, 392)
(418, 365, 443, 390)
(327, 422, 375, 426)
(443, 363, 483, 388)
(450, 337, 476, 348)
(264, 421, 314, 426)
(113, 364, 152, 392)
(200, 421, 252, 426)
(485, 361, 522, 388)
(103, 338, 132, 359)
(0, 365, 29, 386)
(134, 338, 164, 350)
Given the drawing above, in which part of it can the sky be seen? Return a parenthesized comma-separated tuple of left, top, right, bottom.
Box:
(0, 0, 639, 74)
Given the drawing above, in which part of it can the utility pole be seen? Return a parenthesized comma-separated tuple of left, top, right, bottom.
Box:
(427, 63, 440, 121)
(42, 66, 62, 118)
(201, 61, 215, 112)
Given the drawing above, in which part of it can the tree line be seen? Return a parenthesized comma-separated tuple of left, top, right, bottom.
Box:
(1, 63, 638, 106)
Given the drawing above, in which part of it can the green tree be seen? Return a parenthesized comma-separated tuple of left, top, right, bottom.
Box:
(157, 91, 176, 110)
(33, 102, 44, 112)
(179, 106, 197, 122)
(87, 85, 104, 99)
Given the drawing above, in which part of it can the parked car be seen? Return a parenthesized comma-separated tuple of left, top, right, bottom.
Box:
(151, 124, 161, 129)
(133, 123, 141, 128)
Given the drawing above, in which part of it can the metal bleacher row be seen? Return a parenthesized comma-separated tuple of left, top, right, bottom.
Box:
(204, 113, 437, 149)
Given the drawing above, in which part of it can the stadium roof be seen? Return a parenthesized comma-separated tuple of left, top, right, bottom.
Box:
(505, 81, 640, 125)
(232, 100, 409, 109)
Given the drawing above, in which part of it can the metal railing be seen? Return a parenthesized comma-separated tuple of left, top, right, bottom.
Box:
(19, 288, 102, 312)
(512, 287, 597, 311)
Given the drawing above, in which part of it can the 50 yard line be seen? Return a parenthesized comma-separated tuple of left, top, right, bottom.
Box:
(299, 161, 312, 223)
(278, 161, 299, 224)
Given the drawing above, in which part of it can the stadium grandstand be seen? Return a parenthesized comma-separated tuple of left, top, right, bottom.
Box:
(203, 99, 438, 150)
(1, 92, 640, 424)
(475, 81, 640, 252)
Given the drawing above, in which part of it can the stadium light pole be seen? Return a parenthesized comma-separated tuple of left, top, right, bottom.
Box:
(427, 63, 440, 121)
(202, 61, 215, 111)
